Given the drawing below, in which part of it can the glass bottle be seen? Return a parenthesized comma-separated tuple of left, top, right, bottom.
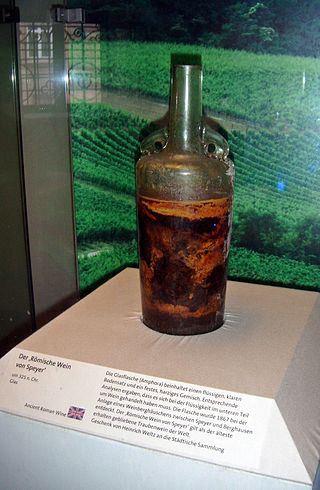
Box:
(136, 54, 234, 335)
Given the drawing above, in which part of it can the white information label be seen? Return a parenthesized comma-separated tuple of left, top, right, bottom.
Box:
(0, 348, 273, 472)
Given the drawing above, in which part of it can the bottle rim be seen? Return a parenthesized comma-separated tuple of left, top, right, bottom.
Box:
(171, 53, 202, 67)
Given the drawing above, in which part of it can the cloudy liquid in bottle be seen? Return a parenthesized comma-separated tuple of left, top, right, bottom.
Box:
(138, 194, 232, 335)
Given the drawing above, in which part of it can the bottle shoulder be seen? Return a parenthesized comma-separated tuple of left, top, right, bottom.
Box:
(137, 151, 234, 176)
(137, 152, 234, 201)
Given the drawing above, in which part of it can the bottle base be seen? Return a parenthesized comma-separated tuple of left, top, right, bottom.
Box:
(141, 308, 224, 336)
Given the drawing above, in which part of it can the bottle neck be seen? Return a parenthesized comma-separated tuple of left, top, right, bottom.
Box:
(167, 64, 203, 153)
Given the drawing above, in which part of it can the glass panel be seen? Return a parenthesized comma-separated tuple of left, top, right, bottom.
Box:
(0, 10, 34, 356)
(19, 23, 54, 105)
(67, 1, 320, 294)
(65, 24, 101, 103)
(15, 0, 79, 326)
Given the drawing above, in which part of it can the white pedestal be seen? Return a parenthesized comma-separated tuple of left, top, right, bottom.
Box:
(1, 268, 320, 489)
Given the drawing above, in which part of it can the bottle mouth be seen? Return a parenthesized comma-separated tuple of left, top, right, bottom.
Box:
(171, 53, 202, 68)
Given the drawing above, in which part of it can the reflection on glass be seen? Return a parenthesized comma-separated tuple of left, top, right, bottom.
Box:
(65, 23, 101, 103)
(19, 23, 54, 105)
(18, 22, 101, 106)
(15, 1, 79, 326)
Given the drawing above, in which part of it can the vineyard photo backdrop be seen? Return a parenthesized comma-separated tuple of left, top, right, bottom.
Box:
(69, 4, 320, 294)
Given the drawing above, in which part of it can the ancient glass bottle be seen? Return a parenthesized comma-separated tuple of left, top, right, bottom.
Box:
(136, 54, 234, 335)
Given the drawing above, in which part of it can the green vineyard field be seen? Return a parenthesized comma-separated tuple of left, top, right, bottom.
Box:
(100, 41, 320, 131)
(229, 248, 320, 290)
(71, 103, 320, 293)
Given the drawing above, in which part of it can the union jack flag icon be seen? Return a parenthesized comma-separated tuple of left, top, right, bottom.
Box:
(67, 406, 86, 420)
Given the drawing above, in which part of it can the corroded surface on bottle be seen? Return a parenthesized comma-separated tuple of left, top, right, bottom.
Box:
(138, 195, 232, 335)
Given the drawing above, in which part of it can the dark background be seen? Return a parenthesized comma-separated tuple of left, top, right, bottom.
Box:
(70, 0, 320, 57)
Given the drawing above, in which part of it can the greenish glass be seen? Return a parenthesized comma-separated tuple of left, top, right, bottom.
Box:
(137, 55, 234, 335)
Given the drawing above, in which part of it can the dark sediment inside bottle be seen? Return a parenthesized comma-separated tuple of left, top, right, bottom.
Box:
(138, 195, 232, 335)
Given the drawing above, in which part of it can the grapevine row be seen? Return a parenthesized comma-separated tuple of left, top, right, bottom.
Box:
(99, 41, 320, 131)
